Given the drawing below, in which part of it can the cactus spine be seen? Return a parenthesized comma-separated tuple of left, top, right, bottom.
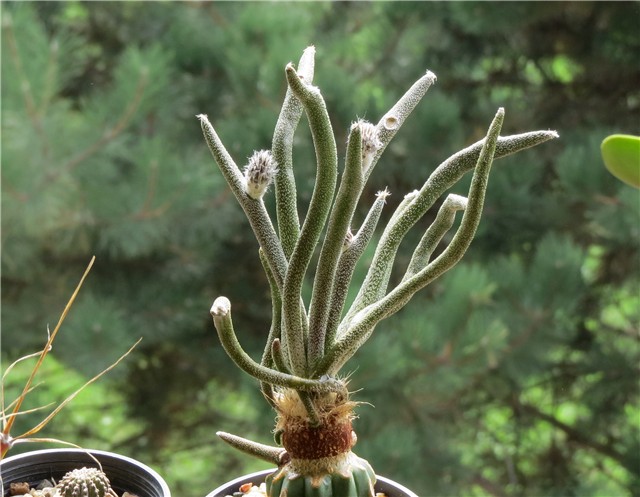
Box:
(200, 46, 558, 496)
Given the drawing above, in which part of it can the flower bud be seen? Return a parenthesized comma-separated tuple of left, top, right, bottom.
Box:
(244, 150, 278, 200)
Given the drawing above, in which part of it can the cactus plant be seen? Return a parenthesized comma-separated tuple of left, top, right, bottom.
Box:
(56, 467, 118, 497)
(199, 46, 558, 496)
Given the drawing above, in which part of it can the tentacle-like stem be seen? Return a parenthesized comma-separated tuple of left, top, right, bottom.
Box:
(308, 123, 364, 364)
(198, 115, 288, 291)
(339, 189, 418, 330)
(345, 128, 559, 325)
(217, 431, 286, 465)
(272, 46, 316, 259)
(402, 193, 468, 282)
(324, 189, 389, 354)
(210, 297, 342, 393)
(366, 70, 437, 181)
(259, 248, 283, 406)
(321, 108, 506, 375)
(281, 64, 338, 376)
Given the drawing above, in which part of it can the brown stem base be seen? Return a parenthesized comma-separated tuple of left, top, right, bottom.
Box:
(282, 417, 354, 460)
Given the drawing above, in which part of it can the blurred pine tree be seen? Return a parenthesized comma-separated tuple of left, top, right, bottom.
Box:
(2, 2, 638, 496)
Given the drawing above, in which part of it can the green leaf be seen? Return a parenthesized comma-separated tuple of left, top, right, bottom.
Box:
(601, 134, 640, 188)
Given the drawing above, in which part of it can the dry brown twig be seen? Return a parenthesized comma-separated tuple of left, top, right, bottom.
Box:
(1, 256, 141, 459)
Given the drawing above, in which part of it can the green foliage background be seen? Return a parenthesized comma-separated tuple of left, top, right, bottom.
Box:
(2, 2, 638, 496)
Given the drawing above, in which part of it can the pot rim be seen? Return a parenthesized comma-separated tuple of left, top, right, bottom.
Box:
(204, 468, 418, 497)
(0, 448, 171, 497)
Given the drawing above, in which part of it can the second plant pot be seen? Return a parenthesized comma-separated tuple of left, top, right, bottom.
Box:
(205, 469, 418, 497)
(0, 448, 171, 497)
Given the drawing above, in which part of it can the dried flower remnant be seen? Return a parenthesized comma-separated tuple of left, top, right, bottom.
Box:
(353, 120, 382, 171)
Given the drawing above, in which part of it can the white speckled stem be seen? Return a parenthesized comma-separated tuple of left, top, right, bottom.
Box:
(272, 46, 316, 259)
(281, 64, 338, 376)
(344, 128, 559, 331)
(210, 296, 342, 393)
(217, 431, 285, 465)
(321, 108, 507, 375)
(366, 70, 437, 181)
(402, 193, 468, 282)
(198, 114, 288, 292)
(323, 190, 388, 354)
(308, 124, 363, 364)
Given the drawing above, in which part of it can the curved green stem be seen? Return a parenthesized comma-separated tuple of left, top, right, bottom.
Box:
(402, 193, 467, 282)
(217, 431, 285, 465)
(198, 115, 288, 291)
(273, 46, 316, 258)
(210, 297, 342, 392)
(259, 248, 283, 405)
(345, 128, 559, 325)
(281, 64, 338, 376)
(308, 123, 363, 364)
(340, 189, 418, 330)
(321, 108, 505, 375)
(298, 391, 321, 427)
(324, 189, 389, 353)
(271, 339, 291, 374)
(366, 70, 437, 181)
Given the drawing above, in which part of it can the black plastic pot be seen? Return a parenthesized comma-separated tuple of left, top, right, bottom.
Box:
(0, 449, 170, 497)
(205, 469, 418, 497)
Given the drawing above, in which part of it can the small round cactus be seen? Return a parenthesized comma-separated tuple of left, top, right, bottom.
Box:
(57, 467, 118, 497)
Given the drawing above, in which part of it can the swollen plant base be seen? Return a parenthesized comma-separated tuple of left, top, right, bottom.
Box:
(262, 388, 375, 496)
